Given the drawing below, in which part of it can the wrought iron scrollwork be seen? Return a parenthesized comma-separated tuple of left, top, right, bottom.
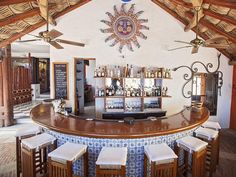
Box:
(172, 53, 223, 98)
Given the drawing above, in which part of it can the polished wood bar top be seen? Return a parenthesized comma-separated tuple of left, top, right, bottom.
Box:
(31, 104, 209, 138)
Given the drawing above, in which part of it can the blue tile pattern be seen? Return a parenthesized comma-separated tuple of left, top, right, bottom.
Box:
(43, 127, 198, 177)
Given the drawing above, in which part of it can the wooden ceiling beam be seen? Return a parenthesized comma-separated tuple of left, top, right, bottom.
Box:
(203, 10, 236, 26)
(172, 0, 193, 8)
(0, 0, 36, 6)
(0, 9, 40, 27)
(0, 0, 91, 48)
(185, 11, 236, 43)
(151, 0, 233, 60)
(204, 0, 236, 9)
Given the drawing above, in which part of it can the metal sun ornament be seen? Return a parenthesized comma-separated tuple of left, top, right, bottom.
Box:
(100, 4, 149, 53)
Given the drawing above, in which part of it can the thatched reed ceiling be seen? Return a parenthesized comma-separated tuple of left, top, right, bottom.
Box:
(152, 0, 236, 61)
(0, 0, 90, 47)
(0, 0, 235, 61)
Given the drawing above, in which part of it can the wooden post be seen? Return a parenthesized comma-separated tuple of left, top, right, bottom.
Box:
(0, 44, 13, 127)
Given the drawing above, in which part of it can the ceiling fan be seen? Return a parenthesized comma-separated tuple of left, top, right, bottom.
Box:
(17, 1, 85, 49)
(168, 4, 230, 54)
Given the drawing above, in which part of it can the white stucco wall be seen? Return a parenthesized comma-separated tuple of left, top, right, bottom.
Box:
(48, 0, 232, 128)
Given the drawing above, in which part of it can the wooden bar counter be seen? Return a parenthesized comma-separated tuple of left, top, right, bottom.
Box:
(31, 104, 209, 177)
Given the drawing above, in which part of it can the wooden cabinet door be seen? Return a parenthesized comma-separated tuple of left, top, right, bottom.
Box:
(230, 66, 236, 130)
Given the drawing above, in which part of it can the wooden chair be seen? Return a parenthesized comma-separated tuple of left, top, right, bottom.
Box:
(202, 121, 221, 165)
(15, 125, 41, 177)
(96, 147, 127, 177)
(21, 133, 57, 177)
(48, 142, 88, 177)
(144, 143, 178, 177)
(195, 127, 219, 177)
(175, 136, 208, 177)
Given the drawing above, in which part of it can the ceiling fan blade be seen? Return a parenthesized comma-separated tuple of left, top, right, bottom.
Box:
(192, 46, 199, 54)
(204, 43, 230, 49)
(46, 29, 63, 39)
(16, 39, 41, 42)
(174, 40, 192, 45)
(49, 41, 64, 49)
(55, 39, 85, 47)
(168, 45, 192, 51)
(205, 36, 228, 45)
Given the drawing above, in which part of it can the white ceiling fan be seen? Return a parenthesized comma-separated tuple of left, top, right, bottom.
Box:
(168, 0, 230, 54)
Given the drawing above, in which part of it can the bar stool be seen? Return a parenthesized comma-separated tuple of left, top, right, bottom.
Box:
(202, 121, 221, 165)
(176, 136, 208, 177)
(21, 133, 57, 177)
(96, 147, 128, 177)
(15, 125, 41, 177)
(48, 142, 88, 177)
(144, 143, 178, 177)
(194, 127, 219, 177)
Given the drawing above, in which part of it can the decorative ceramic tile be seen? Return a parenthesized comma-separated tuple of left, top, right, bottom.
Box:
(43, 127, 198, 177)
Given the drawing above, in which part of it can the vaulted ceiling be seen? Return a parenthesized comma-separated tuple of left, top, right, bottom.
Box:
(0, 0, 90, 47)
(0, 0, 235, 61)
(152, 0, 236, 61)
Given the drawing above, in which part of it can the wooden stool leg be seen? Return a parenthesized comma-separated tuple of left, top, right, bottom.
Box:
(173, 158, 177, 177)
(84, 151, 88, 177)
(192, 148, 206, 177)
(217, 132, 220, 165)
(144, 153, 148, 177)
(184, 150, 188, 176)
(151, 162, 155, 177)
(121, 165, 126, 177)
(96, 165, 100, 177)
(16, 137, 21, 177)
(67, 161, 73, 177)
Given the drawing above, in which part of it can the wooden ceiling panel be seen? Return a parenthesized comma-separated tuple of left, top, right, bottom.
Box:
(152, 0, 236, 61)
(0, 0, 91, 48)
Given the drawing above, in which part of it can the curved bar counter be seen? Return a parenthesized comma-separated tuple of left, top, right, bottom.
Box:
(31, 104, 209, 177)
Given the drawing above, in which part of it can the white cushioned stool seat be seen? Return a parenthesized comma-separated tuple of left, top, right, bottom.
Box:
(195, 127, 219, 140)
(202, 121, 221, 131)
(21, 133, 56, 150)
(176, 136, 208, 153)
(96, 147, 127, 168)
(15, 124, 41, 139)
(144, 143, 177, 164)
(48, 142, 87, 164)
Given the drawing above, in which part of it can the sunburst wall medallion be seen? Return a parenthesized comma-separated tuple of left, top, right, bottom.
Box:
(100, 4, 149, 53)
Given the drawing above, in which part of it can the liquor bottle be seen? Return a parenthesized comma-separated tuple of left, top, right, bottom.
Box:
(110, 67, 113, 77)
(158, 69, 162, 78)
(163, 69, 166, 78)
(94, 69, 97, 77)
(151, 70, 155, 78)
(127, 88, 131, 97)
(101, 68, 105, 77)
(117, 66, 121, 77)
(155, 70, 158, 78)
(98, 88, 101, 97)
(168, 69, 171, 78)
(114, 66, 117, 77)
(97, 67, 101, 77)
(130, 65, 134, 78)
(101, 89, 104, 97)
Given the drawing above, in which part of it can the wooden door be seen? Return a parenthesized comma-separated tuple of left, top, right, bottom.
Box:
(230, 66, 236, 130)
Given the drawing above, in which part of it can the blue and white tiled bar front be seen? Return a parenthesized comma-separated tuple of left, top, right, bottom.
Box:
(44, 127, 199, 177)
